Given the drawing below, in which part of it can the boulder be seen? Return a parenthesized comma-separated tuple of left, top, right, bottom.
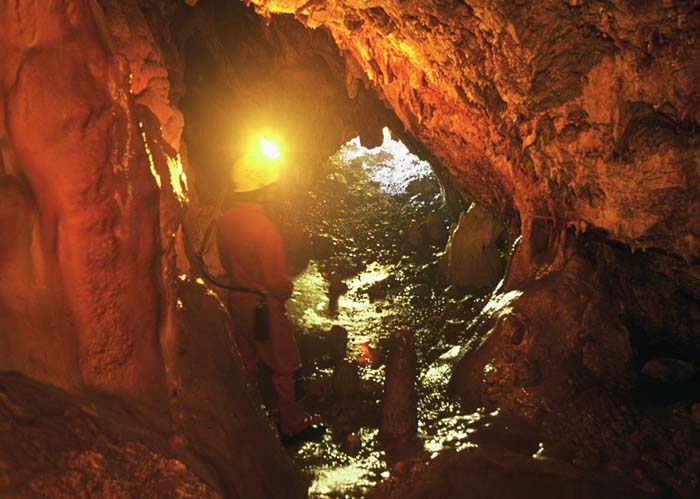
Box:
(405, 221, 426, 248)
(332, 359, 361, 409)
(311, 234, 334, 260)
(441, 205, 504, 292)
(328, 325, 349, 363)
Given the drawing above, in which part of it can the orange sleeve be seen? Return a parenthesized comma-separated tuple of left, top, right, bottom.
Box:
(257, 221, 293, 301)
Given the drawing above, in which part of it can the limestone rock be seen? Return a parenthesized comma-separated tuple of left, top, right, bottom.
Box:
(311, 234, 334, 260)
(425, 212, 448, 242)
(406, 177, 439, 199)
(363, 277, 389, 302)
(99, 0, 185, 151)
(0, 372, 219, 499)
(252, 0, 700, 263)
(405, 221, 425, 248)
(165, 278, 304, 498)
(442, 205, 504, 292)
(0, 0, 168, 408)
(342, 433, 362, 456)
(332, 359, 361, 408)
(442, 319, 468, 345)
(328, 274, 349, 316)
(328, 324, 349, 363)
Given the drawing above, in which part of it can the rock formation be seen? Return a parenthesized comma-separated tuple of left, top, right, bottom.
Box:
(250, 0, 700, 262)
(0, 1, 303, 497)
(380, 329, 417, 439)
(1, 0, 699, 496)
(441, 204, 505, 291)
(246, 0, 700, 492)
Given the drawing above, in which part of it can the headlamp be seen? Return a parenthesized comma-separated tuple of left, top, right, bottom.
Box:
(260, 137, 281, 160)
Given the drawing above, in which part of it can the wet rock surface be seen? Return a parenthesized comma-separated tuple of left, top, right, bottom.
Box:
(441, 205, 505, 292)
(272, 136, 665, 498)
(380, 330, 418, 439)
(251, 0, 700, 263)
(1, 0, 699, 497)
(0, 372, 219, 499)
(453, 251, 700, 497)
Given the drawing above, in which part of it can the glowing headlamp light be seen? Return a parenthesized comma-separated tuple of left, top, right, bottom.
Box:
(260, 137, 281, 160)
(229, 135, 283, 193)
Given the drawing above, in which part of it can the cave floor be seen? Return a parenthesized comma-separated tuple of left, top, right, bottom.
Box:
(266, 135, 664, 498)
(277, 135, 473, 497)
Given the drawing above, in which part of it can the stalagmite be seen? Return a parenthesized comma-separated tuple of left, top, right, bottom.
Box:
(380, 329, 418, 438)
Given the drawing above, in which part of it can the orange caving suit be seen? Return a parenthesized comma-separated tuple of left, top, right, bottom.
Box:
(217, 202, 309, 435)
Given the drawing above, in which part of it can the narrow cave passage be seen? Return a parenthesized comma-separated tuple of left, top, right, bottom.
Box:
(270, 129, 483, 496)
(1, 0, 699, 498)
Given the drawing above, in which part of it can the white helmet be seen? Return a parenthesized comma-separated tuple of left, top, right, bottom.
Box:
(230, 139, 282, 193)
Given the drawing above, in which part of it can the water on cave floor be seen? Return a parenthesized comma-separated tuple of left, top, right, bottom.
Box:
(266, 131, 656, 499)
(271, 129, 497, 497)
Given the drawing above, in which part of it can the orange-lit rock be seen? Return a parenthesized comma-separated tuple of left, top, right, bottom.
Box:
(99, 0, 185, 151)
(0, 0, 167, 409)
(441, 205, 504, 292)
(251, 0, 700, 262)
(0, 372, 219, 498)
(0, 1, 304, 496)
(452, 249, 700, 491)
(165, 277, 304, 498)
(1, 0, 699, 496)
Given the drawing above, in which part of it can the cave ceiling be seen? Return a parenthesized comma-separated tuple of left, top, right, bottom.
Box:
(243, 0, 700, 264)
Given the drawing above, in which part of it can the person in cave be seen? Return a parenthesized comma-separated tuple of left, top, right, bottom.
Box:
(216, 151, 326, 447)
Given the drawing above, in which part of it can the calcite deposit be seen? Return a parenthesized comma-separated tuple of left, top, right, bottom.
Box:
(0, 0, 168, 408)
(1, 0, 699, 496)
(1, 1, 303, 497)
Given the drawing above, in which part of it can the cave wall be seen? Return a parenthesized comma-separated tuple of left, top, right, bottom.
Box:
(249, 0, 700, 265)
(0, 1, 304, 496)
(0, 0, 168, 406)
(241, 0, 700, 492)
(1, 0, 698, 494)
